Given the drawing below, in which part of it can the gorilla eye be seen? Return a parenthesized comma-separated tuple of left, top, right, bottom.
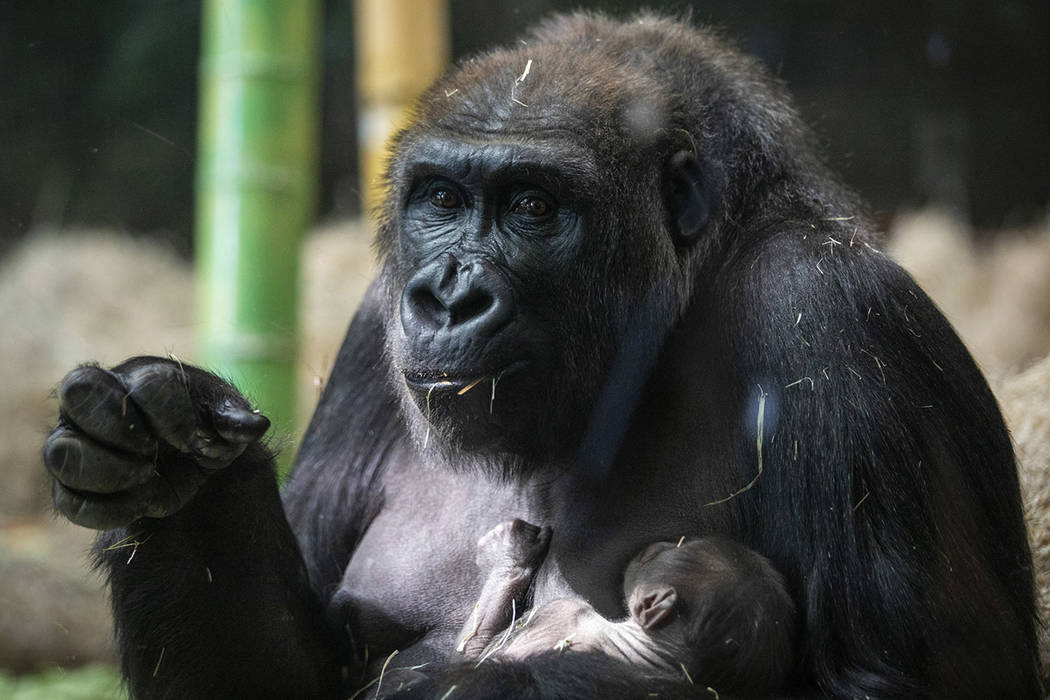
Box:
(429, 187, 462, 209)
(512, 195, 552, 219)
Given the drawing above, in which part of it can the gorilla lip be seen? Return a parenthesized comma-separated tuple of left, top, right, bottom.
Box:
(403, 369, 478, 392)
(403, 371, 485, 395)
(402, 362, 524, 394)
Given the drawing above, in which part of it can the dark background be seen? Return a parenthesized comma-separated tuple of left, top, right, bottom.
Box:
(2, 0, 1048, 258)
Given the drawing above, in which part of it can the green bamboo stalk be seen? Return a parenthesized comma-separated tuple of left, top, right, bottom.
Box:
(196, 0, 320, 479)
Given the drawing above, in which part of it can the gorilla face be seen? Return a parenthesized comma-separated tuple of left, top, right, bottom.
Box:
(383, 135, 599, 457)
(375, 32, 718, 462)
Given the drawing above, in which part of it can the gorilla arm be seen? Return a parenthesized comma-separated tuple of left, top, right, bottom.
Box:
(46, 358, 344, 698)
(718, 228, 1039, 698)
(98, 445, 343, 699)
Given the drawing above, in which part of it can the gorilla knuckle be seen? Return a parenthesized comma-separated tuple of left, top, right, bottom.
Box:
(51, 479, 147, 531)
(43, 425, 154, 493)
(55, 363, 157, 456)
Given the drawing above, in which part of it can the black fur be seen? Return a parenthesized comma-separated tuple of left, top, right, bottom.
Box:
(43, 12, 1039, 699)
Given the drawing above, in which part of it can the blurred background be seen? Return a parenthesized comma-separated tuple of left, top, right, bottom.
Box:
(6, 0, 1050, 245)
(1, 0, 1048, 697)
(3, 0, 1049, 247)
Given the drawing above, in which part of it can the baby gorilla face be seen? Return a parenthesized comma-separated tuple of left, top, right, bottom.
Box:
(622, 539, 712, 633)
(624, 540, 681, 591)
(624, 539, 725, 602)
(622, 535, 798, 696)
(621, 537, 761, 634)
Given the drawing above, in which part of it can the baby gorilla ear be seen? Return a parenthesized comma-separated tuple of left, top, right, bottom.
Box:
(630, 586, 678, 630)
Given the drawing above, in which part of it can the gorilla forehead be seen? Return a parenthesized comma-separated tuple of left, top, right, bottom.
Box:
(395, 11, 789, 199)
(408, 33, 674, 159)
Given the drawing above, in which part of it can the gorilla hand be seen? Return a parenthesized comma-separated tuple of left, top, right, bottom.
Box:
(43, 356, 270, 530)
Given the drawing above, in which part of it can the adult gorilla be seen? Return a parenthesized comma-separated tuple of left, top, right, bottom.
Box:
(43, 13, 1040, 699)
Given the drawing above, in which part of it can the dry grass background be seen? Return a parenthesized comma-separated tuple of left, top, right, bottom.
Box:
(0, 211, 1047, 676)
(888, 211, 1050, 674)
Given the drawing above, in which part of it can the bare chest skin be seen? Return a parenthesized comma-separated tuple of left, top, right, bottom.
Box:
(334, 447, 717, 676)
(335, 455, 547, 670)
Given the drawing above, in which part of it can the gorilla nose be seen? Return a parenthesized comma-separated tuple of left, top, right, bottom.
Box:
(401, 255, 515, 341)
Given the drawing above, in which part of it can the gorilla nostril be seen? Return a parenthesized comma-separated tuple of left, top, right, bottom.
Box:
(410, 287, 450, 328)
(450, 288, 495, 326)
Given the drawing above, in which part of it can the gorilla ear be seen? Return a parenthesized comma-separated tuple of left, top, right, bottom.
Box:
(667, 150, 711, 246)
(631, 586, 678, 630)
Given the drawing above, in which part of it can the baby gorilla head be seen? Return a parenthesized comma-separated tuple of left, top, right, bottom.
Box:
(448, 522, 798, 697)
(624, 536, 797, 696)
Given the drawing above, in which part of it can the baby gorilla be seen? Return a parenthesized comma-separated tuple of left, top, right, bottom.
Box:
(456, 519, 797, 696)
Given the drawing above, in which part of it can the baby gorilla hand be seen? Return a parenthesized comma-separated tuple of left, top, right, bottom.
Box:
(43, 356, 270, 530)
(476, 518, 552, 575)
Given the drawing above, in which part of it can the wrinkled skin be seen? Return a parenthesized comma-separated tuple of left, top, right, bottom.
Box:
(43, 12, 1040, 700)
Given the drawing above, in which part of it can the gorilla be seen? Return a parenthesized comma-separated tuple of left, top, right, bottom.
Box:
(443, 521, 796, 698)
(43, 12, 1040, 699)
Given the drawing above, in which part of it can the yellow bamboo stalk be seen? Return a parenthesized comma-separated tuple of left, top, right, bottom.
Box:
(354, 0, 449, 214)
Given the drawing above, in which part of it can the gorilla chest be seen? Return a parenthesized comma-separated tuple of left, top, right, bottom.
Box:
(336, 467, 538, 660)
(335, 464, 707, 661)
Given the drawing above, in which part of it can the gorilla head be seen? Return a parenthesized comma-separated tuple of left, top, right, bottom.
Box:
(375, 15, 806, 463)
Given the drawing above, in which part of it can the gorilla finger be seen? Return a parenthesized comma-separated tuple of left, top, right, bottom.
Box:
(52, 480, 151, 531)
(113, 357, 264, 469)
(211, 401, 270, 444)
(43, 426, 156, 493)
(57, 365, 155, 455)
(116, 361, 199, 452)
(518, 524, 551, 562)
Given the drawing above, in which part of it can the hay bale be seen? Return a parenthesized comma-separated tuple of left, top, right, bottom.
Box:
(0, 229, 193, 516)
(891, 213, 1050, 673)
(0, 222, 376, 674)
(0, 229, 192, 672)
(298, 219, 376, 420)
(888, 211, 1050, 378)
(0, 519, 115, 672)
(997, 354, 1050, 677)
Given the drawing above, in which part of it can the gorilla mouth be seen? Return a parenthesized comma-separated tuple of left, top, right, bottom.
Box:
(402, 362, 524, 396)
(403, 371, 483, 394)
(400, 363, 537, 451)
(400, 361, 532, 435)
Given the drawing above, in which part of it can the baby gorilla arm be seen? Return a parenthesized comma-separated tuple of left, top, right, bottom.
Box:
(455, 519, 551, 658)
